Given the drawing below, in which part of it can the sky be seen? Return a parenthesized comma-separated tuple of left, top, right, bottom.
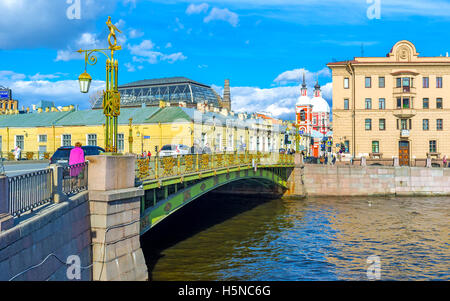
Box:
(2, 0, 450, 120)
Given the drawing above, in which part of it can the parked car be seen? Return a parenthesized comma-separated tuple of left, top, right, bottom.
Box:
(50, 146, 105, 166)
(159, 144, 190, 157)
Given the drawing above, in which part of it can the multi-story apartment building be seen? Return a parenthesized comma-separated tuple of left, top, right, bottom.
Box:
(328, 40, 450, 165)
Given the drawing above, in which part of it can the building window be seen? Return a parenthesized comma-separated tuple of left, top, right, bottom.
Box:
(365, 77, 371, 88)
(344, 140, 350, 153)
(429, 140, 437, 153)
(378, 77, 385, 88)
(117, 134, 124, 152)
(344, 77, 349, 89)
(423, 98, 429, 109)
(437, 119, 443, 131)
(365, 98, 372, 109)
(15, 135, 24, 150)
(38, 135, 47, 143)
(372, 141, 379, 153)
(400, 119, 409, 130)
(397, 97, 402, 109)
(300, 110, 306, 121)
(437, 77, 443, 88)
(403, 97, 410, 109)
(87, 134, 97, 146)
(344, 99, 349, 110)
(379, 98, 385, 109)
(423, 119, 429, 130)
(436, 98, 443, 109)
(379, 119, 386, 130)
(396, 77, 401, 88)
(365, 119, 372, 130)
(62, 134, 71, 147)
(423, 77, 429, 88)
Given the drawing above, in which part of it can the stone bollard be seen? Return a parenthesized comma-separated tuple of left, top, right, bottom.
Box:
(361, 156, 367, 167)
(0, 176, 14, 232)
(393, 157, 399, 167)
(426, 158, 432, 168)
(87, 155, 148, 281)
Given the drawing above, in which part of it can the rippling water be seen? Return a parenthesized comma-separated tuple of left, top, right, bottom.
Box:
(141, 194, 450, 281)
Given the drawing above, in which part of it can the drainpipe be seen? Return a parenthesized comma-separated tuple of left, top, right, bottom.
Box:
(346, 61, 356, 158)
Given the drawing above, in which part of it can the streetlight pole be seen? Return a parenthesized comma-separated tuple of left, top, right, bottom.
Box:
(77, 16, 122, 153)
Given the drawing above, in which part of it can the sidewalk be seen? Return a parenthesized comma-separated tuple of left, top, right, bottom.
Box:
(2, 160, 50, 165)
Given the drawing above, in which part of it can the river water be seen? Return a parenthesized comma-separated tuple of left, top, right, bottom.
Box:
(141, 194, 449, 281)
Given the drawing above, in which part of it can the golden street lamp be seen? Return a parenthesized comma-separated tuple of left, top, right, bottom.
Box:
(76, 16, 122, 153)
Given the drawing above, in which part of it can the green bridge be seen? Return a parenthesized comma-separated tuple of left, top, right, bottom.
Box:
(135, 153, 295, 235)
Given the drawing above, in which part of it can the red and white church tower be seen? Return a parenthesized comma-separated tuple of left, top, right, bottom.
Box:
(295, 74, 331, 156)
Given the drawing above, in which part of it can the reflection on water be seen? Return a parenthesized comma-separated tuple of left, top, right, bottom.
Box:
(141, 194, 450, 281)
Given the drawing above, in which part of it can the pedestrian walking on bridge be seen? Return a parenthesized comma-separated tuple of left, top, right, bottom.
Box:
(69, 142, 85, 178)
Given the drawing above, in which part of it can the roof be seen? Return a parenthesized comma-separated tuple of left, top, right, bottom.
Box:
(54, 107, 160, 126)
(119, 77, 210, 89)
(0, 111, 71, 127)
(0, 107, 161, 128)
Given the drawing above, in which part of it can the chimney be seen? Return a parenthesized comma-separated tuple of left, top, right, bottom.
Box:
(222, 79, 231, 111)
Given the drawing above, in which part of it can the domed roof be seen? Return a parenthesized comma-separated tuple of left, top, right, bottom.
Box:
(296, 94, 312, 106)
(311, 96, 330, 113)
(311, 81, 330, 113)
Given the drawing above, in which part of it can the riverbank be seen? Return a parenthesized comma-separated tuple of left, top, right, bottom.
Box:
(290, 164, 450, 198)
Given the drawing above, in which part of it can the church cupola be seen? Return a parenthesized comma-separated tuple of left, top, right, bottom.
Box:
(314, 80, 321, 98)
(300, 73, 307, 97)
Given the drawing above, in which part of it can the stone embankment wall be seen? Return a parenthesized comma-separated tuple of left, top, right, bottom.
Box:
(298, 165, 450, 197)
(0, 192, 91, 281)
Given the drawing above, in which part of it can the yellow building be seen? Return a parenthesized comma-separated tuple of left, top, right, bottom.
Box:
(328, 40, 450, 165)
(0, 105, 289, 160)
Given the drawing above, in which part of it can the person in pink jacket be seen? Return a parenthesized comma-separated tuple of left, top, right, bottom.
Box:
(69, 142, 85, 177)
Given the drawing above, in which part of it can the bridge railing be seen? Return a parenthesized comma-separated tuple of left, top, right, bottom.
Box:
(62, 162, 89, 196)
(7, 169, 54, 217)
(136, 152, 294, 181)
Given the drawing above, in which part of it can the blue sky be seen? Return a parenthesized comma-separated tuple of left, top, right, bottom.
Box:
(2, 0, 450, 120)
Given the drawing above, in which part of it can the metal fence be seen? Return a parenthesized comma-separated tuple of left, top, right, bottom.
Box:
(8, 169, 54, 217)
(136, 152, 294, 181)
(62, 162, 89, 196)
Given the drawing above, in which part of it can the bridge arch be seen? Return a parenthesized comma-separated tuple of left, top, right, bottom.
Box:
(140, 168, 289, 235)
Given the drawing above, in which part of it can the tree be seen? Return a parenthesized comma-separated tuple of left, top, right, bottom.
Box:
(88, 90, 103, 109)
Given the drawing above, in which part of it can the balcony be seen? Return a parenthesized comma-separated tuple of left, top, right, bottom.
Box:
(393, 86, 416, 95)
(393, 108, 416, 118)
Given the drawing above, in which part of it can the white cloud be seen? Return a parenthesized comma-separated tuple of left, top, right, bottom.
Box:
(129, 29, 144, 39)
(0, 70, 104, 109)
(186, 3, 209, 15)
(28, 73, 66, 81)
(274, 68, 331, 85)
(124, 63, 136, 72)
(204, 7, 239, 27)
(128, 40, 187, 64)
(212, 68, 332, 120)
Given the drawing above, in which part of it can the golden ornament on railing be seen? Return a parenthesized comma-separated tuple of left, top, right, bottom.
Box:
(8, 152, 14, 161)
(215, 154, 224, 168)
(44, 152, 51, 160)
(227, 154, 235, 166)
(184, 155, 194, 173)
(26, 152, 34, 160)
(200, 154, 210, 170)
(239, 154, 245, 164)
(162, 157, 176, 177)
(256, 152, 262, 163)
(137, 158, 150, 180)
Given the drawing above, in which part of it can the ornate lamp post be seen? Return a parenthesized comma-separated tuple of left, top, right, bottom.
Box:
(77, 16, 122, 153)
